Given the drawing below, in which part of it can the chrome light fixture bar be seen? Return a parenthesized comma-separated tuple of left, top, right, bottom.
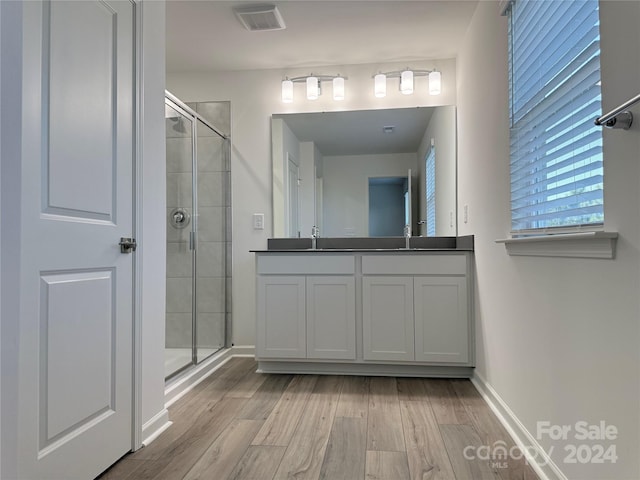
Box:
(373, 68, 441, 98)
(281, 74, 347, 102)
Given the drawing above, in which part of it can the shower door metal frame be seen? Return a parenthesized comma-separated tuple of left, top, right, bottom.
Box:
(165, 92, 229, 377)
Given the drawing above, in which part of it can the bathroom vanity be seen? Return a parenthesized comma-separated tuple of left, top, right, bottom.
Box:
(252, 236, 474, 377)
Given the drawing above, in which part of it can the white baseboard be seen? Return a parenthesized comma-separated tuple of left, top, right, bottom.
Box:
(471, 372, 567, 480)
(163, 346, 256, 410)
(230, 345, 255, 357)
(258, 360, 473, 378)
(141, 408, 172, 447)
(164, 347, 235, 408)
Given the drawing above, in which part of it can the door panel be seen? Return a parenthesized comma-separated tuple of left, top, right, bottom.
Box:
(362, 276, 414, 361)
(46, 0, 117, 218)
(306, 276, 356, 360)
(414, 277, 468, 363)
(256, 276, 306, 358)
(40, 270, 115, 445)
(19, 1, 135, 478)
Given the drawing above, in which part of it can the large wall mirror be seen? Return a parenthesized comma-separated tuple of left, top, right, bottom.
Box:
(272, 106, 457, 238)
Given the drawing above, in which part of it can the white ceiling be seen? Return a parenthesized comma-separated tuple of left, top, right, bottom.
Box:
(166, 1, 479, 73)
(274, 107, 436, 155)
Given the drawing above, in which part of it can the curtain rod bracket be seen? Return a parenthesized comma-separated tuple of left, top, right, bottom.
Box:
(594, 92, 640, 130)
(597, 111, 633, 130)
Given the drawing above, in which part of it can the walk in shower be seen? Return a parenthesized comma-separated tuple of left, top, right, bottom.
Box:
(164, 92, 231, 379)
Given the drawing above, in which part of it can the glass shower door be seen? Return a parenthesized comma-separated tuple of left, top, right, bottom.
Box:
(165, 103, 195, 378)
(195, 119, 227, 363)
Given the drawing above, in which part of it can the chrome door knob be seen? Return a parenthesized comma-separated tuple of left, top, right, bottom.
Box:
(119, 237, 137, 253)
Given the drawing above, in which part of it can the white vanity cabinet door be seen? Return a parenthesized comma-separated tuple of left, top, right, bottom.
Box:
(256, 276, 306, 358)
(362, 276, 415, 361)
(306, 276, 356, 360)
(414, 276, 469, 363)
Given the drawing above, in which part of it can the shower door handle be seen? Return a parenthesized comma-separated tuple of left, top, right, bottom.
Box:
(189, 231, 197, 251)
(119, 237, 137, 253)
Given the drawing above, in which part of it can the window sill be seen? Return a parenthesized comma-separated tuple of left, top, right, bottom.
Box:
(495, 231, 618, 259)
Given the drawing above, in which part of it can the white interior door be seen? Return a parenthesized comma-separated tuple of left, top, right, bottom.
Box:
(19, 1, 135, 478)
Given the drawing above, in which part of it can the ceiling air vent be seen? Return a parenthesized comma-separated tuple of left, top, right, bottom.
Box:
(233, 4, 286, 32)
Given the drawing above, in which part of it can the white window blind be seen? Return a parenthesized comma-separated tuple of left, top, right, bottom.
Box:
(426, 147, 436, 236)
(508, 0, 603, 233)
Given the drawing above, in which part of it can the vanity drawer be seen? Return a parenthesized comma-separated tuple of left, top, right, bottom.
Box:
(257, 254, 355, 275)
(362, 254, 467, 275)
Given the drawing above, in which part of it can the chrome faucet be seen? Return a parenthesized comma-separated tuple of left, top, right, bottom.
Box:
(311, 225, 319, 249)
(403, 224, 411, 249)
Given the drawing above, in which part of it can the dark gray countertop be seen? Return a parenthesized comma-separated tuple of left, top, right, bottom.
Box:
(251, 235, 474, 253)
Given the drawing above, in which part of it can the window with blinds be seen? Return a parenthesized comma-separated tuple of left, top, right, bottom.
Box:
(508, 0, 603, 233)
(426, 147, 436, 236)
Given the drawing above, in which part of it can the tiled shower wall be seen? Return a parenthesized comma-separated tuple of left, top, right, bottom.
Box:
(165, 101, 231, 353)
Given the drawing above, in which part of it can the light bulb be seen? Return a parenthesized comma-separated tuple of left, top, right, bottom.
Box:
(333, 76, 345, 101)
(429, 71, 441, 95)
(400, 70, 414, 95)
(306, 76, 319, 100)
(281, 79, 293, 103)
(374, 73, 386, 98)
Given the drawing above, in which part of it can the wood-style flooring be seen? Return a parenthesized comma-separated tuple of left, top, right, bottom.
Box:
(99, 357, 539, 480)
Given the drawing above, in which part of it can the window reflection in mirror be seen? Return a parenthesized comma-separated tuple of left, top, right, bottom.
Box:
(272, 106, 457, 238)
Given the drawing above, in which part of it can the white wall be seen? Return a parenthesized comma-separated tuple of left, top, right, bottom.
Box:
(457, 2, 640, 478)
(299, 141, 316, 237)
(417, 106, 457, 236)
(272, 118, 301, 237)
(167, 59, 456, 346)
(323, 152, 416, 237)
(139, 1, 167, 434)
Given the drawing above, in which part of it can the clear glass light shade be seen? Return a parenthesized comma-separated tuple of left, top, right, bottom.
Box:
(400, 70, 414, 95)
(306, 76, 319, 100)
(333, 76, 345, 101)
(374, 74, 386, 98)
(429, 71, 441, 95)
(281, 79, 293, 103)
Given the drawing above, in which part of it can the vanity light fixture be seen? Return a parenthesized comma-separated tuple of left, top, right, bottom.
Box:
(281, 74, 347, 102)
(374, 73, 386, 98)
(373, 68, 441, 98)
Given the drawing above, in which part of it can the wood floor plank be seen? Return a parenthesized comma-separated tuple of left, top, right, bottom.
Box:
(251, 375, 318, 446)
(145, 396, 249, 479)
(135, 392, 228, 461)
(400, 400, 456, 480)
(236, 374, 293, 421)
(97, 455, 146, 480)
(192, 357, 258, 401)
(367, 377, 406, 452)
(365, 450, 411, 480)
(103, 458, 173, 480)
(182, 419, 263, 480)
(227, 446, 287, 480)
(335, 375, 370, 418)
(224, 362, 268, 399)
(319, 417, 367, 480)
(424, 379, 472, 425)
(273, 376, 343, 480)
(450, 380, 539, 480)
(179, 357, 256, 406)
(138, 359, 256, 461)
(440, 424, 501, 480)
(396, 377, 430, 402)
(105, 359, 534, 480)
